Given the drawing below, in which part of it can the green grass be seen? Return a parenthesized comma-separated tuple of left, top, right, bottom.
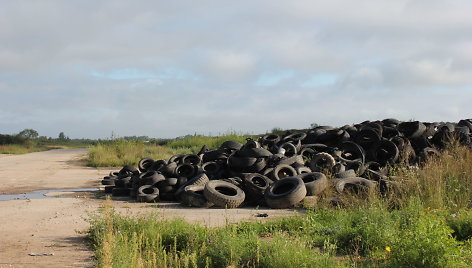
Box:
(0, 144, 65, 154)
(87, 139, 193, 167)
(87, 133, 253, 167)
(88, 200, 472, 268)
(87, 141, 472, 267)
(162, 133, 253, 153)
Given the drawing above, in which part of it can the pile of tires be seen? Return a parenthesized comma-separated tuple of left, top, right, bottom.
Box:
(101, 118, 472, 208)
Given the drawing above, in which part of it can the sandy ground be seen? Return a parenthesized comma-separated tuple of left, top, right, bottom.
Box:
(0, 149, 302, 267)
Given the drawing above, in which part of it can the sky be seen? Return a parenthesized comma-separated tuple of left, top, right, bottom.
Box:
(1, 0, 472, 139)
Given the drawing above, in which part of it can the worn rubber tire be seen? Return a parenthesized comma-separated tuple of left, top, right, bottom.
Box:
(182, 154, 202, 166)
(111, 187, 130, 197)
(174, 173, 210, 198)
(335, 177, 376, 194)
(309, 152, 336, 171)
(277, 142, 298, 157)
(101, 178, 116, 186)
(174, 163, 197, 178)
(203, 180, 245, 208)
(297, 172, 328, 196)
(180, 185, 213, 207)
(136, 185, 159, 202)
(295, 166, 312, 175)
(138, 158, 155, 172)
(264, 177, 307, 208)
(104, 186, 115, 194)
(270, 164, 297, 181)
(242, 173, 273, 204)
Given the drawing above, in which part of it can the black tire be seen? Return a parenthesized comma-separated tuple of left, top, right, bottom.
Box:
(139, 171, 165, 185)
(104, 186, 115, 194)
(238, 147, 273, 158)
(203, 180, 245, 208)
(295, 166, 312, 175)
(338, 141, 365, 164)
(309, 152, 336, 171)
(138, 158, 155, 173)
(260, 134, 280, 147)
(182, 154, 202, 166)
(242, 174, 273, 205)
(277, 142, 297, 157)
(174, 173, 210, 198)
(114, 176, 132, 188)
(335, 177, 376, 194)
(335, 169, 357, 179)
(180, 185, 213, 207)
(299, 147, 316, 161)
(168, 154, 185, 164)
(197, 145, 210, 156)
(283, 132, 307, 143)
(278, 155, 304, 166)
(354, 128, 381, 149)
(202, 161, 221, 178)
(109, 171, 120, 177)
(136, 185, 159, 202)
(264, 177, 307, 208)
(101, 178, 115, 186)
(220, 140, 244, 151)
(297, 172, 328, 196)
(162, 162, 177, 176)
(372, 140, 399, 165)
(270, 164, 297, 181)
(111, 187, 130, 197)
(150, 160, 167, 172)
(398, 121, 426, 139)
(174, 163, 197, 178)
(227, 155, 257, 169)
(118, 165, 139, 176)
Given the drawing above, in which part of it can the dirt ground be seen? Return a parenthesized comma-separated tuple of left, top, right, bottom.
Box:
(0, 149, 302, 267)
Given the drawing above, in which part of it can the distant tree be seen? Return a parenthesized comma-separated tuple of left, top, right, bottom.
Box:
(58, 132, 66, 140)
(18, 129, 39, 139)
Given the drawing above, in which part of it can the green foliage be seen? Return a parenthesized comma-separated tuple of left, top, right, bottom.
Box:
(447, 209, 472, 241)
(87, 139, 190, 167)
(88, 199, 472, 267)
(18, 128, 39, 139)
(161, 132, 253, 153)
(87, 132, 253, 167)
(387, 207, 461, 268)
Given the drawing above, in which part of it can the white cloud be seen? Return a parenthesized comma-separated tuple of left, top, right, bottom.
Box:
(1, 0, 472, 138)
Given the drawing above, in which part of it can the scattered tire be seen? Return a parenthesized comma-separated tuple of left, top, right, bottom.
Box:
(335, 177, 376, 194)
(309, 152, 336, 171)
(136, 185, 159, 202)
(264, 177, 307, 208)
(203, 180, 245, 208)
(138, 158, 155, 172)
(111, 187, 130, 197)
(180, 185, 213, 207)
(297, 172, 328, 196)
(270, 164, 297, 181)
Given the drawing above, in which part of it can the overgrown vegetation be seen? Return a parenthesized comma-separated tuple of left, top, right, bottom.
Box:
(87, 139, 191, 167)
(0, 129, 97, 154)
(87, 133, 252, 167)
(88, 142, 472, 267)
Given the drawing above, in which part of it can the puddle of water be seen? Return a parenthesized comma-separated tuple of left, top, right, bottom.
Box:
(0, 188, 99, 201)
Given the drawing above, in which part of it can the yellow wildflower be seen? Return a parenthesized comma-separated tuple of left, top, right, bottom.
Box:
(385, 246, 391, 252)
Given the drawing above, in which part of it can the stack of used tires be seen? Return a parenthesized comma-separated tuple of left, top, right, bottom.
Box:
(101, 118, 472, 208)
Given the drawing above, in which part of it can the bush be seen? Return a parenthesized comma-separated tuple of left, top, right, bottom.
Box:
(386, 207, 461, 268)
(447, 209, 472, 241)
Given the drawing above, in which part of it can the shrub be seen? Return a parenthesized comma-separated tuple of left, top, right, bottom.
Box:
(387, 208, 461, 268)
